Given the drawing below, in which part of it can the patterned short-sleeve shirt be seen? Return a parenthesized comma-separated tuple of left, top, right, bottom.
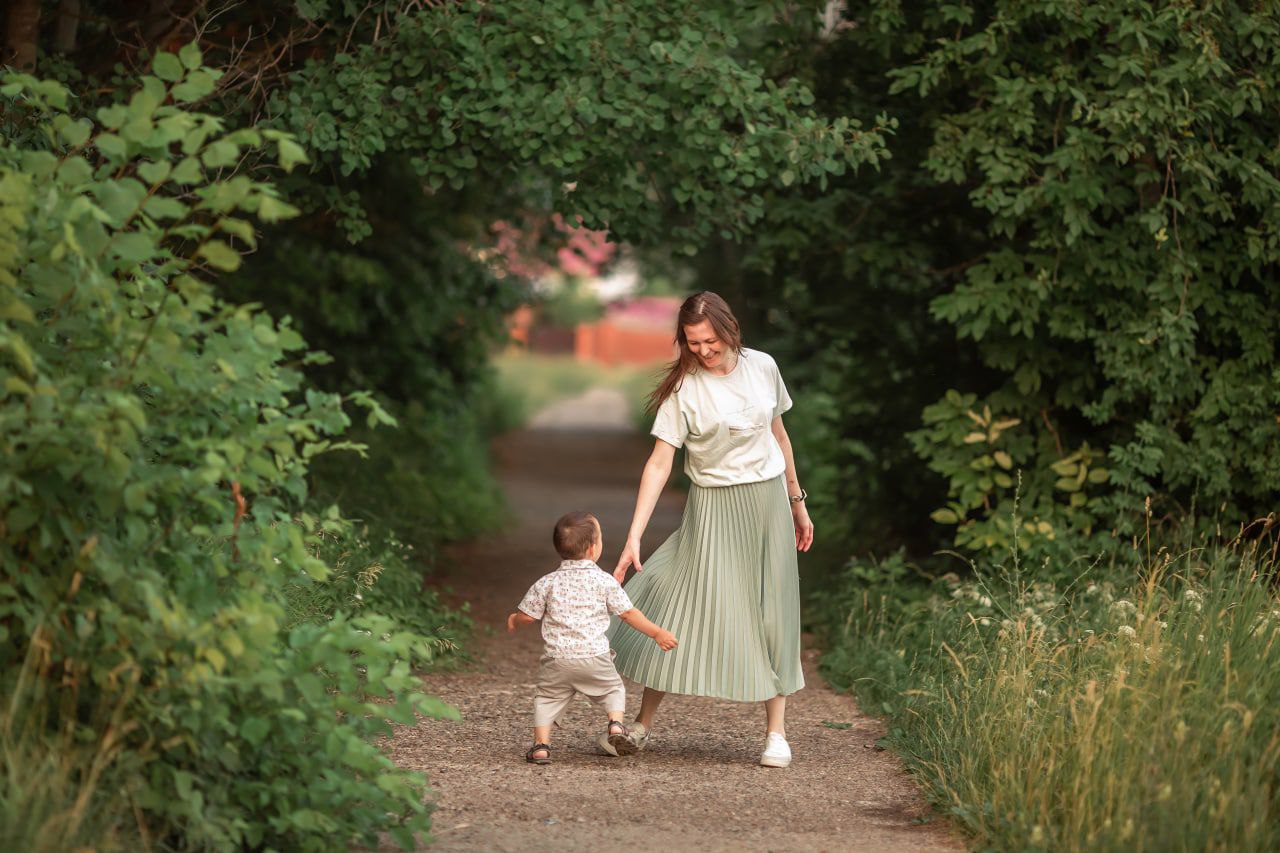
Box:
(517, 559, 634, 659)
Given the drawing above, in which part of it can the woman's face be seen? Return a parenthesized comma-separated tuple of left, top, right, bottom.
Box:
(683, 320, 727, 370)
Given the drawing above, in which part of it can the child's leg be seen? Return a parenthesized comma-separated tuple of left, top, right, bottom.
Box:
(529, 726, 552, 761)
(531, 657, 574, 759)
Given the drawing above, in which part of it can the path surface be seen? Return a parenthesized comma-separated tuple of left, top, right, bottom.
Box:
(388, 396, 960, 852)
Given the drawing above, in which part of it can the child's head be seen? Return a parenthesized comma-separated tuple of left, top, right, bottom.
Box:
(553, 511, 602, 561)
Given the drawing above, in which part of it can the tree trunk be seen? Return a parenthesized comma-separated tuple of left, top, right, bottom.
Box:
(54, 0, 81, 54)
(4, 0, 42, 71)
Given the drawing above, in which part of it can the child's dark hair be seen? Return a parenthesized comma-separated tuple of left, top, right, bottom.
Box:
(553, 511, 598, 559)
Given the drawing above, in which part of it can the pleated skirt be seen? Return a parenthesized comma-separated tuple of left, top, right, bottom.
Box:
(607, 474, 804, 702)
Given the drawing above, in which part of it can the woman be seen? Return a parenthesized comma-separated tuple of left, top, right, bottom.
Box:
(608, 291, 814, 768)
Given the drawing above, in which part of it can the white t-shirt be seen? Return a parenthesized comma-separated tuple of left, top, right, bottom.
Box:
(650, 348, 793, 487)
(517, 559, 634, 658)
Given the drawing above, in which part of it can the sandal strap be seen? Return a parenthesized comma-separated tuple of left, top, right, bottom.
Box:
(527, 742, 551, 754)
(608, 720, 628, 734)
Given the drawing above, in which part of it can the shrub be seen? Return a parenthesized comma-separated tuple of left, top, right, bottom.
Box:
(0, 56, 452, 850)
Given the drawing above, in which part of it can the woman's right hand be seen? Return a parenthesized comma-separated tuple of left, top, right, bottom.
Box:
(613, 537, 643, 584)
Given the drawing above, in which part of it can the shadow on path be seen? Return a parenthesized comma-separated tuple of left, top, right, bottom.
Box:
(386, 419, 960, 852)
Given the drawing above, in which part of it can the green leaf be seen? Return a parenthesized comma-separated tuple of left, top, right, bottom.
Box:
(178, 42, 203, 70)
(256, 194, 299, 223)
(143, 196, 188, 220)
(109, 232, 157, 262)
(1087, 467, 1110, 484)
(277, 138, 309, 173)
(97, 105, 128, 129)
(171, 69, 218, 103)
(59, 118, 93, 147)
(197, 241, 242, 271)
(138, 160, 172, 184)
(171, 157, 203, 184)
(930, 508, 959, 524)
(201, 140, 240, 169)
(153, 52, 184, 82)
(96, 133, 128, 161)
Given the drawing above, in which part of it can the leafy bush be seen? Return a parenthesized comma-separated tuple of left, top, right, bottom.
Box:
(816, 529, 1280, 850)
(308, 395, 510, 557)
(0, 57, 452, 851)
(744, 0, 1280, 563)
(282, 519, 471, 669)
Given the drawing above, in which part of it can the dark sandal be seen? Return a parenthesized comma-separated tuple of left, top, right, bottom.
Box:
(526, 743, 552, 765)
(606, 720, 637, 756)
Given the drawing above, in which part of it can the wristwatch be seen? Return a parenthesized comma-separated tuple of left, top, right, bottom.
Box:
(789, 488, 807, 504)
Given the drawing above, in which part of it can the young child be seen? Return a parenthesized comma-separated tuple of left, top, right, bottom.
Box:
(508, 510, 677, 764)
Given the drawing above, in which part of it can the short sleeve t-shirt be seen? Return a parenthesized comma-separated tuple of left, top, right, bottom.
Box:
(517, 559, 634, 658)
(650, 348, 793, 487)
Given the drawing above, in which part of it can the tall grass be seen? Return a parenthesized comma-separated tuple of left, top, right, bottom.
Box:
(816, 531, 1280, 851)
(1, 644, 141, 852)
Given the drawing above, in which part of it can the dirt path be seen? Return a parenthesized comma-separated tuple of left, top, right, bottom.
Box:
(388, 414, 961, 851)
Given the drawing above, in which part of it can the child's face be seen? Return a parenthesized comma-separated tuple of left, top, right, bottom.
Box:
(588, 518, 603, 561)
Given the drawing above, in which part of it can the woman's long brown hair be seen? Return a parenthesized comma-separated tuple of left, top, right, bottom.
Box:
(646, 291, 744, 413)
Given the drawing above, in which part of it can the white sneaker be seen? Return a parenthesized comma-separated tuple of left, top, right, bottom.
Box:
(760, 732, 791, 768)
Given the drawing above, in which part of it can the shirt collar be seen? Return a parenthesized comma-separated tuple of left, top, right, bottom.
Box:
(557, 559, 599, 571)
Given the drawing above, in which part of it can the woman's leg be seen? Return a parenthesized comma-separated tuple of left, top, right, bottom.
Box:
(764, 694, 786, 736)
(635, 686, 666, 729)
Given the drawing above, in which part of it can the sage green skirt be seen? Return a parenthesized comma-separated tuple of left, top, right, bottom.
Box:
(608, 474, 804, 702)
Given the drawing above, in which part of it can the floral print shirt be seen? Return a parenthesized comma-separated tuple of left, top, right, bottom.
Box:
(517, 559, 634, 659)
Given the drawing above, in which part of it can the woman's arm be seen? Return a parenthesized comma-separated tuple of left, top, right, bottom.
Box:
(612, 439, 676, 583)
(771, 415, 814, 552)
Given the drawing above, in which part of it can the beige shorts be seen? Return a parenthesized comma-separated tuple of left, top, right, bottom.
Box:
(533, 653, 626, 727)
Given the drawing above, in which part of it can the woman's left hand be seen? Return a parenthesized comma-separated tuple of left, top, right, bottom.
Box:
(792, 503, 814, 552)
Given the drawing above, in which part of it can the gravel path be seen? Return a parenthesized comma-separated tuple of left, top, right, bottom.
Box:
(388, 422, 961, 852)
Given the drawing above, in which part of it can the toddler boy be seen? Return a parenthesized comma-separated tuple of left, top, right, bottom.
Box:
(507, 510, 677, 764)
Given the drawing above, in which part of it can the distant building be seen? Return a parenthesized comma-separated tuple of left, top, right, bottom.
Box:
(575, 296, 680, 366)
(507, 296, 680, 366)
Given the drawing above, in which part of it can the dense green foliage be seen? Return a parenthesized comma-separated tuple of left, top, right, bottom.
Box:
(2, 3, 896, 848)
(739, 0, 1280, 563)
(0, 61, 454, 850)
(814, 535, 1280, 850)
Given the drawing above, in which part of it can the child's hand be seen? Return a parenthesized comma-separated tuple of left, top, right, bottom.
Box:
(653, 629, 678, 652)
(506, 612, 520, 633)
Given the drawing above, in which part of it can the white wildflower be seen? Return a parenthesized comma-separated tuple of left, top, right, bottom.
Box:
(1183, 589, 1204, 612)
(1110, 599, 1137, 616)
(979, 616, 993, 626)
(1117, 625, 1137, 638)
(978, 595, 993, 608)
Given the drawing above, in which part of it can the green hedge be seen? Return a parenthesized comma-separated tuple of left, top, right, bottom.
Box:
(0, 58, 454, 851)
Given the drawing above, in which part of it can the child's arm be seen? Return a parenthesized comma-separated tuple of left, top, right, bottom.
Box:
(618, 607, 678, 651)
(507, 611, 537, 633)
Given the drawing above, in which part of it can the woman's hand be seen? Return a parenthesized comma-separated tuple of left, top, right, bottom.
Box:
(613, 536, 644, 583)
(792, 503, 814, 552)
